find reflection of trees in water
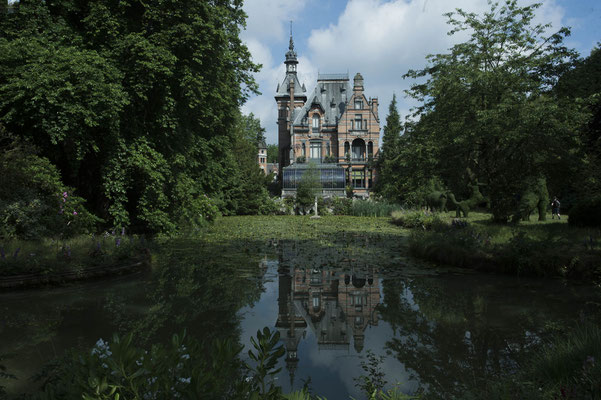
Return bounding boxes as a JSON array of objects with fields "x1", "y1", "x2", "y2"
[
  {"x1": 378, "y1": 277, "x2": 587, "y2": 398},
  {"x1": 127, "y1": 239, "x2": 267, "y2": 345},
  {"x1": 0, "y1": 239, "x2": 268, "y2": 394}
]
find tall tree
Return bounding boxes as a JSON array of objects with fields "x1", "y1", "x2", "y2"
[
  {"x1": 266, "y1": 144, "x2": 279, "y2": 164},
  {"x1": 553, "y1": 45, "x2": 601, "y2": 199},
  {"x1": 403, "y1": 0, "x2": 580, "y2": 221},
  {"x1": 375, "y1": 94, "x2": 403, "y2": 202},
  {"x1": 0, "y1": 0, "x2": 260, "y2": 233}
]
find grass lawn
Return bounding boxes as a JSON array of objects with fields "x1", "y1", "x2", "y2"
[
  {"x1": 200, "y1": 215, "x2": 407, "y2": 242},
  {"x1": 405, "y1": 210, "x2": 601, "y2": 278}
]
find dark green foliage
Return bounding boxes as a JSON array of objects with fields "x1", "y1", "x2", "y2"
[
  {"x1": 245, "y1": 327, "x2": 285, "y2": 399},
  {"x1": 323, "y1": 155, "x2": 337, "y2": 163},
  {"x1": 424, "y1": 191, "x2": 447, "y2": 212},
  {"x1": 351, "y1": 200, "x2": 402, "y2": 217},
  {"x1": 0, "y1": 0, "x2": 260, "y2": 234},
  {"x1": 447, "y1": 184, "x2": 485, "y2": 218},
  {"x1": 391, "y1": 210, "x2": 446, "y2": 230},
  {"x1": 554, "y1": 46, "x2": 601, "y2": 201},
  {"x1": 346, "y1": 185, "x2": 353, "y2": 199},
  {"x1": 375, "y1": 95, "x2": 403, "y2": 202},
  {"x1": 221, "y1": 114, "x2": 277, "y2": 217},
  {"x1": 354, "y1": 350, "x2": 387, "y2": 398},
  {"x1": 569, "y1": 195, "x2": 601, "y2": 227},
  {"x1": 266, "y1": 144, "x2": 279, "y2": 164},
  {"x1": 476, "y1": 323, "x2": 601, "y2": 399},
  {"x1": 0, "y1": 133, "x2": 100, "y2": 239},
  {"x1": 512, "y1": 177, "x2": 549, "y2": 223},
  {"x1": 393, "y1": 1, "x2": 583, "y2": 221},
  {"x1": 30, "y1": 329, "x2": 281, "y2": 400},
  {"x1": 331, "y1": 197, "x2": 352, "y2": 215}
]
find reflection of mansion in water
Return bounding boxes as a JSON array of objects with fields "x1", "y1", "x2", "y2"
[{"x1": 275, "y1": 263, "x2": 380, "y2": 385}]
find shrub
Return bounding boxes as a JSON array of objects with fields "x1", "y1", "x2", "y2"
[
  {"x1": 331, "y1": 197, "x2": 352, "y2": 215},
  {"x1": 391, "y1": 210, "x2": 446, "y2": 230},
  {"x1": 30, "y1": 328, "x2": 291, "y2": 400},
  {"x1": 569, "y1": 195, "x2": 601, "y2": 227},
  {"x1": 0, "y1": 146, "x2": 101, "y2": 239}
]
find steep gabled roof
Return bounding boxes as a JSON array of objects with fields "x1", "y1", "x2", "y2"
[
  {"x1": 275, "y1": 74, "x2": 307, "y2": 98},
  {"x1": 292, "y1": 74, "x2": 350, "y2": 127}
]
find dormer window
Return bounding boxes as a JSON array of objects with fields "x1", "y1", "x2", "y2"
[
  {"x1": 354, "y1": 99, "x2": 363, "y2": 110},
  {"x1": 312, "y1": 114, "x2": 320, "y2": 129}
]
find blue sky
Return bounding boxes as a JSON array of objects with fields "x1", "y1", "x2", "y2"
[{"x1": 240, "y1": 0, "x2": 600, "y2": 144}]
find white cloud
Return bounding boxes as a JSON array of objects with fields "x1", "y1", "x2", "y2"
[{"x1": 242, "y1": 0, "x2": 309, "y2": 42}]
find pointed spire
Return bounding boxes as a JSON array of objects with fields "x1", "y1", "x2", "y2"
[
  {"x1": 285, "y1": 20, "x2": 297, "y2": 64},
  {"x1": 289, "y1": 20, "x2": 294, "y2": 51}
]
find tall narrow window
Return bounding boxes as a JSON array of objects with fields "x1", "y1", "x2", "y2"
[
  {"x1": 355, "y1": 114, "x2": 362, "y2": 130},
  {"x1": 312, "y1": 114, "x2": 320, "y2": 129},
  {"x1": 310, "y1": 142, "x2": 322, "y2": 161}
]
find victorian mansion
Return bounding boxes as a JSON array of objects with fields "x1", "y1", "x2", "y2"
[{"x1": 276, "y1": 35, "x2": 380, "y2": 198}]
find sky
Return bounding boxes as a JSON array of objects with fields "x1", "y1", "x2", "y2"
[{"x1": 240, "y1": 0, "x2": 601, "y2": 144}]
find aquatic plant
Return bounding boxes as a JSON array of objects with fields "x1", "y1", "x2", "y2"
[
  {"x1": 351, "y1": 200, "x2": 402, "y2": 217},
  {"x1": 245, "y1": 327, "x2": 285, "y2": 399}
]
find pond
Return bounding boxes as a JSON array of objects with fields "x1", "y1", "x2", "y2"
[{"x1": 1, "y1": 238, "x2": 598, "y2": 399}]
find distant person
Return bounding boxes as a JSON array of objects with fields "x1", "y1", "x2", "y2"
[{"x1": 551, "y1": 196, "x2": 561, "y2": 219}]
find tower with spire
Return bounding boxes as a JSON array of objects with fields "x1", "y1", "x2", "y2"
[{"x1": 275, "y1": 27, "x2": 307, "y2": 176}]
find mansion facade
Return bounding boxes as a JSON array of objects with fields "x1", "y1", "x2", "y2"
[{"x1": 276, "y1": 36, "x2": 380, "y2": 197}]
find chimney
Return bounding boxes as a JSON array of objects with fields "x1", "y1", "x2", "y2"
[{"x1": 371, "y1": 97, "x2": 378, "y2": 120}]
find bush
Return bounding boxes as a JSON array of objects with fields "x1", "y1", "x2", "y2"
[
  {"x1": 391, "y1": 210, "x2": 446, "y2": 230},
  {"x1": 569, "y1": 195, "x2": 601, "y2": 227},
  {"x1": 31, "y1": 327, "x2": 291, "y2": 400},
  {"x1": 331, "y1": 197, "x2": 352, "y2": 215},
  {"x1": 0, "y1": 145, "x2": 101, "y2": 239}
]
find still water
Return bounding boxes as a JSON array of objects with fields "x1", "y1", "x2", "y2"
[{"x1": 0, "y1": 239, "x2": 598, "y2": 398}]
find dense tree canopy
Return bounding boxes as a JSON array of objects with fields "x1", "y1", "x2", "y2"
[
  {"x1": 266, "y1": 144, "x2": 278, "y2": 164},
  {"x1": 0, "y1": 0, "x2": 267, "y2": 235},
  {"x1": 380, "y1": 0, "x2": 595, "y2": 221}
]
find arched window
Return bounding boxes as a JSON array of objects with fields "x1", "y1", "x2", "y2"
[
  {"x1": 352, "y1": 138, "x2": 366, "y2": 161},
  {"x1": 302, "y1": 142, "x2": 306, "y2": 157},
  {"x1": 344, "y1": 142, "x2": 350, "y2": 158}
]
